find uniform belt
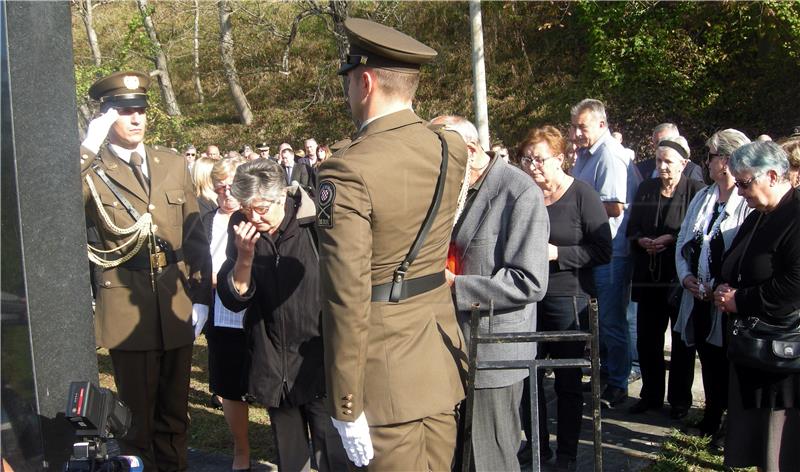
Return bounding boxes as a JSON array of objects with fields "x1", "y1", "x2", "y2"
[
  {"x1": 117, "y1": 248, "x2": 184, "y2": 270},
  {"x1": 371, "y1": 271, "x2": 445, "y2": 302}
]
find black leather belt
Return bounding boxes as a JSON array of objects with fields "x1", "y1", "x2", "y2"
[
  {"x1": 371, "y1": 271, "x2": 445, "y2": 302},
  {"x1": 117, "y1": 248, "x2": 184, "y2": 271}
]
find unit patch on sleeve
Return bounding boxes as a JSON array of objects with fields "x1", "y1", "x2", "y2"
[{"x1": 317, "y1": 180, "x2": 336, "y2": 228}]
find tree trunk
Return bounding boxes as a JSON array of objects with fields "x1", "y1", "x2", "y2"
[
  {"x1": 136, "y1": 0, "x2": 181, "y2": 116},
  {"x1": 192, "y1": 0, "x2": 204, "y2": 103},
  {"x1": 328, "y1": 0, "x2": 349, "y2": 63},
  {"x1": 81, "y1": 0, "x2": 102, "y2": 66},
  {"x1": 218, "y1": 0, "x2": 253, "y2": 125}
]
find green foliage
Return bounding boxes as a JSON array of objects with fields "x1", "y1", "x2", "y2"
[{"x1": 72, "y1": 1, "x2": 800, "y2": 159}]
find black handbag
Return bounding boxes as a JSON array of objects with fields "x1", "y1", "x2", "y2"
[
  {"x1": 729, "y1": 314, "x2": 800, "y2": 373},
  {"x1": 726, "y1": 212, "x2": 800, "y2": 373}
]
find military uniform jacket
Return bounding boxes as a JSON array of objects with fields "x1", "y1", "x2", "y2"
[
  {"x1": 317, "y1": 109, "x2": 469, "y2": 426},
  {"x1": 80, "y1": 144, "x2": 211, "y2": 351}
]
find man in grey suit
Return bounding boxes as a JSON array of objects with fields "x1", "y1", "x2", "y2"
[{"x1": 433, "y1": 116, "x2": 550, "y2": 471}]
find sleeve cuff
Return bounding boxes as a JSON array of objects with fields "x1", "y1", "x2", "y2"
[{"x1": 227, "y1": 271, "x2": 255, "y2": 301}]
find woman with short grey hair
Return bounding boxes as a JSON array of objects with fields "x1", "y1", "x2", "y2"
[
  {"x1": 674, "y1": 129, "x2": 751, "y2": 442},
  {"x1": 216, "y1": 159, "x2": 347, "y2": 471},
  {"x1": 714, "y1": 141, "x2": 800, "y2": 470}
]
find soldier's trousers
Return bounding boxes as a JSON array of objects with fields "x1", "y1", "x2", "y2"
[
  {"x1": 110, "y1": 344, "x2": 193, "y2": 471},
  {"x1": 348, "y1": 408, "x2": 458, "y2": 471}
]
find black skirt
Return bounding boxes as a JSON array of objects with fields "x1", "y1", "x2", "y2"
[{"x1": 207, "y1": 325, "x2": 249, "y2": 401}]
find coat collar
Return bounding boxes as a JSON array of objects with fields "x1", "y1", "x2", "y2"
[
  {"x1": 350, "y1": 109, "x2": 422, "y2": 145},
  {"x1": 453, "y1": 158, "x2": 508, "y2": 256}
]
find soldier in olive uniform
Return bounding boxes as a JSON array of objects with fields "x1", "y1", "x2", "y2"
[
  {"x1": 317, "y1": 18, "x2": 469, "y2": 470},
  {"x1": 80, "y1": 71, "x2": 211, "y2": 471}
]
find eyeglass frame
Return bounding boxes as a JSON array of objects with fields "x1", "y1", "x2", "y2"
[
  {"x1": 733, "y1": 173, "x2": 762, "y2": 189},
  {"x1": 239, "y1": 191, "x2": 288, "y2": 216},
  {"x1": 520, "y1": 155, "x2": 555, "y2": 167}
]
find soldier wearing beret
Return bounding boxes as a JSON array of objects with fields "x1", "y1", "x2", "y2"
[
  {"x1": 317, "y1": 18, "x2": 469, "y2": 469},
  {"x1": 80, "y1": 71, "x2": 211, "y2": 470}
]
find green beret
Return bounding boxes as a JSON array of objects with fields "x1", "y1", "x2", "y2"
[
  {"x1": 88, "y1": 71, "x2": 150, "y2": 109},
  {"x1": 338, "y1": 18, "x2": 437, "y2": 76}
]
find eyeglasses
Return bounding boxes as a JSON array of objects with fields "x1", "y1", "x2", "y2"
[
  {"x1": 520, "y1": 155, "x2": 553, "y2": 167},
  {"x1": 734, "y1": 175, "x2": 761, "y2": 189},
  {"x1": 705, "y1": 151, "x2": 727, "y2": 162},
  {"x1": 241, "y1": 198, "x2": 284, "y2": 216},
  {"x1": 185, "y1": 152, "x2": 196, "y2": 157}
]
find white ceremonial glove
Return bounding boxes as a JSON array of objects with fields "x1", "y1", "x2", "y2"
[
  {"x1": 81, "y1": 108, "x2": 119, "y2": 154},
  {"x1": 191, "y1": 304, "x2": 209, "y2": 338},
  {"x1": 331, "y1": 412, "x2": 374, "y2": 467}
]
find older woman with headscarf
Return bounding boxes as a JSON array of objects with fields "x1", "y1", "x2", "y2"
[
  {"x1": 626, "y1": 136, "x2": 704, "y2": 419},
  {"x1": 714, "y1": 141, "x2": 800, "y2": 471},
  {"x1": 673, "y1": 129, "x2": 752, "y2": 440},
  {"x1": 216, "y1": 159, "x2": 346, "y2": 471}
]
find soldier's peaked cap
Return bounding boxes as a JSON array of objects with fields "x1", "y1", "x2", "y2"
[
  {"x1": 337, "y1": 18, "x2": 437, "y2": 76},
  {"x1": 88, "y1": 71, "x2": 150, "y2": 109}
]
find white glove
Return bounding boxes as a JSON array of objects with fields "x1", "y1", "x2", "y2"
[
  {"x1": 331, "y1": 412, "x2": 374, "y2": 467},
  {"x1": 191, "y1": 303, "x2": 209, "y2": 338},
  {"x1": 81, "y1": 108, "x2": 119, "y2": 154}
]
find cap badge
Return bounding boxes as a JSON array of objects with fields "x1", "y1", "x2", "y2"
[{"x1": 123, "y1": 75, "x2": 140, "y2": 90}]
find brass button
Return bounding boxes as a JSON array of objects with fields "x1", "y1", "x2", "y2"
[
  {"x1": 112, "y1": 202, "x2": 118, "y2": 207},
  {"x1": 154, "y1": 157, "x2": 160, "y2": 164},
  {"x1": 82, "y1": 154, "x2": 88, "y2": 159},
  {"x1": 103, "y1": 281, "x2": 111, "y2": 287},
  {"x1": 154, "y1": 145, "x2": 159, "y2": 150},
  {"x1": 344, "y1": 409, "x2": 352, "y2": 415},
  {"x1": 152, "y1": 225, "x2": 158, "y2": 232},
  {"x1": 343, "y1": 394, "x2": 353, "y2": 401},
  {"x1": 148, "y1": 204, "x2": 156, "y2": 210},
  {"x1": 344, "y1": 402, "x2": 353, "y2": 408}
]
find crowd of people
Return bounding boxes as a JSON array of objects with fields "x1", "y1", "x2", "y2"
[{"x1": 79, "y1": 17, "x2": 799, "y2": 472}]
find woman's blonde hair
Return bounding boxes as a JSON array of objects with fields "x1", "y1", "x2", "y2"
[{"x1": 191, "y1": 157, "x2": 217, "y2": 202}]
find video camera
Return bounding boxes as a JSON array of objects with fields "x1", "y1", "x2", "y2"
[{"x1": 63, "y1": 381, "x2": 142, "y2": 472}]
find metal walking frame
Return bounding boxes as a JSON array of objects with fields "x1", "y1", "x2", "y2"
[{"x1": 461, "y1": 300, "x2": 602, "y2": 472}]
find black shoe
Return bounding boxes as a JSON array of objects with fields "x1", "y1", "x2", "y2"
[
  {"x1": 600, "y1": 386, "x2": 628, "y2": 408},
  {"x1": 669, "y1": 405, "x2": 690, "y2": 419},
  {"x1": 210, "y1": 394, "x2": 224, "y2": 410},
  {"x1": 628, "y1": 399, "x2": 662, "y2": 414}
]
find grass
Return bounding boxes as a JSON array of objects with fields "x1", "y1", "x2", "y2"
[
  {"x1": 644, "y1": 429, "x2": 755, "y2": 472},
  {"x1": 96, "y1": 336, "x2": 278, "y2": 465}
]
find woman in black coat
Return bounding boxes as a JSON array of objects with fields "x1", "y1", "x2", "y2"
[
  {"x1": 216, "y1": 159, "x2": 346, "y2": 472},
  {"x1": 714, "y1": 141, "x2": 800, "y2": 470},
  {"x1": 627, "y1": 136, "x2": 704, "y2": 418}
]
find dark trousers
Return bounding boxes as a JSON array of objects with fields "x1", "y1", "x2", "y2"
[
  {"x1": 268, "y1": 397, "x2": 347, "y2": 472},
  {"x1": 110, "y1": 344, "x2": 193, "y2": 472},
  {"x1": 636, "y1": 291, "x2": 695, "y2": 408},
  {"x1": 523, "y1": 295, "x2": 586, "y2": 460},
  {"x1": 691, "y1": 300, "x2": 729, "y2": 432}
]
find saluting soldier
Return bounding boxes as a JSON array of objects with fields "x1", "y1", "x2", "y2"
[
  {"x1": 317, "y1": 18, "x2": 469, "y2": 470},
  {"x1": 79, "y1": 71, "x2": 211, "y2": 471}
]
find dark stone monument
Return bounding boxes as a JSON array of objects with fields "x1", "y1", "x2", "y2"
[{"x1": 2, "y1": 1, "x2": 99, "y2": 469}]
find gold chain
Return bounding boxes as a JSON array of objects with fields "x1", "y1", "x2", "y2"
[{"x1": 85, "y1": 173, "x2": 153, "y2": 269}]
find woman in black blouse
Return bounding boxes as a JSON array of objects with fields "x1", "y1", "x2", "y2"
[
  {"x1": 714, "y1": 141, "x2": 800, "y2": 470},
  {"x1": 627, "y1": 136, "x2": 704, "y2": 418},
  {"x1": 519, "y1": 126, "x2": 612, "y2": 468}
]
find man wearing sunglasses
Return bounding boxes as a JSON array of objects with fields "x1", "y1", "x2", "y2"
[
  {"x1": 316, "y1": 18, "x2": 469, "y2": 470},
  {"x1": 79, "y1": 71, "x2": 211, "y2": 470}
]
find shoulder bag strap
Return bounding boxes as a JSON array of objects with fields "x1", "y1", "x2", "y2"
[
  {"x1": 388, "y1": 131, "x2": 450, "y2": 302},
  {"x1": 91, "y1": 163, "x2": 143, "y2": 221}
]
